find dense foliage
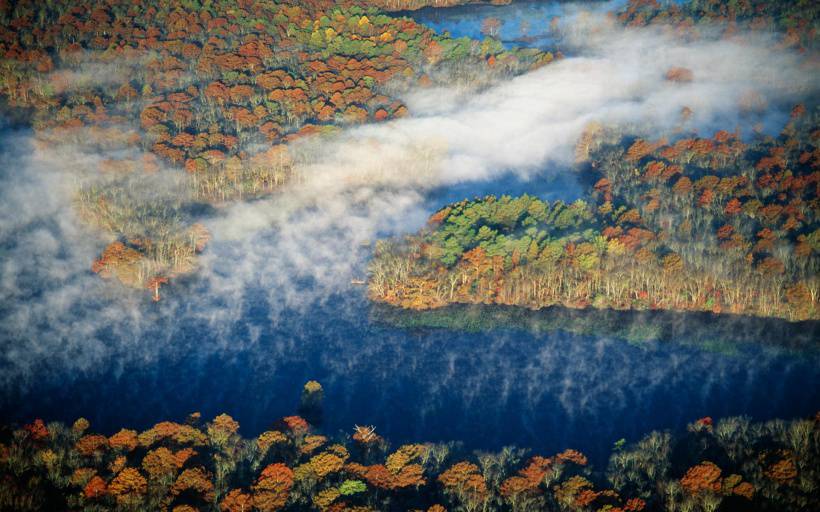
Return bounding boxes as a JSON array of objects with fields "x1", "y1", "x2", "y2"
[
  {"x1": 1, "y1": 382, "x2": 817, "y2": 511},
  {"x1": 0, "y1": 0, "x2": 553, "y2": 297},
  {"x1": 1, "y1": 0, "x2": 551, "y2": 155},
  {"x1": 617, "y1": 0, "x2": 819, "y2": 51},
  {"x1": 369, "y1": 108, "x2": 820, "y2": 320}
]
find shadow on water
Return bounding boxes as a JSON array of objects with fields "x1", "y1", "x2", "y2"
[
  {"x1": 424, "y1": 166, "x2": 583, "y2": 211},
  {"x1": 1, "y1": 1, "x2": 819, "y2": 469},
  {"x1": 2, "y1": 283, "x2": 818, "y2": 466},
  {"x1": 371, "y1": 302, "x2": 820, "y2": 355}
]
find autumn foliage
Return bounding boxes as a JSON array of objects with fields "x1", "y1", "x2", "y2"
[
  {"x1": 0, "y1": 387, "x2": 817, "y2": 512},
  {"x1": 0, "y1": 0, "x2": 555, "y2": 300},
  {"x1": 680, "y1": 461, "x2": 722, "y2": 494},
  {"x1": 370, "y1": 108, "x2": 819, "y2": 321}
]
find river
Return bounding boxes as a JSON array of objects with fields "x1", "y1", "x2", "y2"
[{"x1": 0, "y1": 0, "x2": 818, "y2": 468}]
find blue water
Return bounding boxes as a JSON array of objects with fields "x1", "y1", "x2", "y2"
[
  {"x1": 404, "y1": 0, "x2": 619, "y2": 50},
  {"x1": 1, "y1": 285, "x2": 818, "y2": 465},
  {"x1": 1, "y1": 0, "x2": 819, "y2": 469},
  {"x1": 425, "y1": 166, "x2": 582, "y2": 209},
  {"x1": 406, "y1": 1, "x2": 566, "y2": 49}
]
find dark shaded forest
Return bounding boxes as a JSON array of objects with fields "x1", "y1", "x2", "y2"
[{"x1": 1, "y1": 382, "x2": 817, "y2": 512}]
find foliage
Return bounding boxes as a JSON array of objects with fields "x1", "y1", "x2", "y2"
[
  {"x1": 369, "y1": 107, "x2": 820, "y2": 321},
  {"x1": 617, "y1": 0, "x2": 819, "y2": 51},
  {"x1": 0, "y1": 0, "x2": 554, "y2": 299},
  {"x1": 1, "y1": 384, "x2": 817, "y2": 511}
]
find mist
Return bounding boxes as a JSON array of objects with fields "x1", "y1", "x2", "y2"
[
  {"x1": 203, "y1": 12, "x2": 816, "y2": 307},
  {"x1": 0, "y1": 4, "x2": 818, "y2": 435}
]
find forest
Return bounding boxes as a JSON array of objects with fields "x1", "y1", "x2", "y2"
[
  {"x1": 0, "y1": 0, "x2": 819, "y2": 510},
  {"x1": 370, "y1": 302, "x2": 820, "y2": 352},
  {"x1": 368, "y1": 103, "x2": 819, "y2": 321},
  {"x1": 0, "y1": 382, "x2": 817, "y2": 512},
  {"x1": 0, "y1": 0, "x2": 554, "y2": 298},
  {"x1": 618, "y1": 0, "x2": 818, "y2": 51},
  {"x1": 2, "y1": 0, "x2": 816, "y2": 317},
  {"x1": 364, "y1": 0, "x2": 820, "y2": 321}
]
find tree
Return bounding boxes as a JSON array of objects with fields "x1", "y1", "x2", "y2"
[
  {"x1": 207, "y1": 414, "x2": 240, "y2": 447},
  {"x1": 481, "y1": 17, "x2": 502, "y2": 38},
  {"x1": 170, "y1": 467, "x2": 215, "y2": 503},
  {"x1": 143, "y1": 447, "x2": 180, "y2": 481},
  {"x1": 438, "y1": 462, "x2": 487, "y2": 508},
  {"x1": 724, "y1": 198, "x2": 742, "y2": 215},
  {"x1": 221, "y1": 489, "x2": 253, "y2": 512},
  {"x1": 83, "y1": 476, "x2": 107, "y2": 499},
  {"x1": 204, "y1": 81, "x2": 230, "y2": 104},
  {"x1": 24, "y1": 419, "x2": 49, "y2": 441},
  {"x1": 785, "y1": 281, "x2": 813, "y2": 320},
  {"x1": 109, "y1": 429, "x2": 139, "y2": 452},
  {"x1": 672, "y1": 176, "x2": 692, "y2": 195},
  {"x1": 75, "y1": 435, "x2": 109, "y2": 457},
  {"x1": 253, "y1": 464, "x2": 293, "y2": 512},
  {"x1": 626, "y1": 139, "x2": 657, "y2": 161},
  {"x1": 108, "y1": 468, "x2": 148, "y2": 507},
  {"x1": 298, "y1": 381, "x2": 324, "y2": 425}
]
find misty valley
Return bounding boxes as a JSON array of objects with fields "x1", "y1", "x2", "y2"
[{"x1": 0, "y1": 1, "x2": 818, "y2": 511}]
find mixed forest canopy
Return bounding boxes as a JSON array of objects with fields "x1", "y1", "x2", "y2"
[
  {"x1": 363, "y1": 0, "x2": 820, "y2": 322},
  {"x1": 368, "y1": 106, "x2": 820, "y2": 320},
  {"x1": 1, "y1": 382, "x2": 817, "y2": 512},
  {"x1": 618, "y1": 0, "x2": 818, "y2": 51},
  {"x1": 0, "y1": 0, "x2": 819, "y2": 510},
  {"x1": 0, "y1": 0, "x2": 554, "y2": 298},
  {"x1": 0, "y1": 0, "x2": 816, "y2": 317}
]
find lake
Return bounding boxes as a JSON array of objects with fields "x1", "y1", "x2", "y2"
[
  {"x1": 0, "y1": 0, "x2": 818, "y2": 469},
  {"x1": 1, "y1": 281, "x2": 818, "y2": 466}
]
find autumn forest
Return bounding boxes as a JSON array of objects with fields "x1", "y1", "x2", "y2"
[{"x1": 0, "y1": 0, "x2": 819, "y2": 511}]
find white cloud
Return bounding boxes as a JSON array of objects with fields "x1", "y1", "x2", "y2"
[{"x1": 0, "y1": 9, "x2": 816, "y2": 389}]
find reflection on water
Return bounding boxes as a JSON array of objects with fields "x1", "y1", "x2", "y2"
[
  {"x1": 2, "y1": 288, "x2": 818, "y2": 466},
  {"x1": 404, "y1": 0, "x2": 618, "y2": 50},
  {"x1": 406, "y1": 1, "x2": 568, "y2": 49},
  {"x1": 1, "y1": 0, "x2": 818, "y2": 471}
]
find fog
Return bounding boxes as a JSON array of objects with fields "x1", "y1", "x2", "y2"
[
  {"x1": 203, "y1": 13, "x2": 816, "y2": 307},
  {"x1": 0, "y1": 5, "x2": 818, "y2": 441}
]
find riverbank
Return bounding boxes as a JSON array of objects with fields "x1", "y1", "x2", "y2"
[{"x1": 2, "y1": 382, "x2": 816, "y2": 511}]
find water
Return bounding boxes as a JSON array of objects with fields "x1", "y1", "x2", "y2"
[
  {"x1": 404, "y1": 1, "x2": 572, "y2": 50},
  {"x1": 1, "y1": 0, "x2": 819, "y2": 469},
  {"x1": 1, "y1": 285, "x2": 818, "y2": 466},
  {"x1": 403, "y1": 0, "x2": 620, "y2": 50}
]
